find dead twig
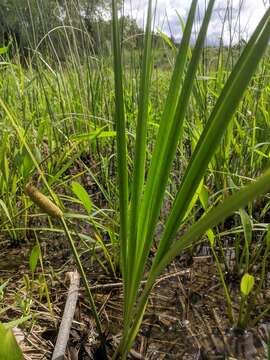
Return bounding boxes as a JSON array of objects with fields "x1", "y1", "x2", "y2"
[{"x1": 52, "y1": 271, "x2": 80, "y2": 360}]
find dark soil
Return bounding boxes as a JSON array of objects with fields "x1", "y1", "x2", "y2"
[{"x1": 1, "y1": 230, "x2": 270, "y2": 359}]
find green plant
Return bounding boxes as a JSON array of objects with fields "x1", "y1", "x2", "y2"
[
  {"x1": 111, "y1": 0, "x2": 270, "y2": 357},
  {"x1": 0, "y1": 323, "x2": 23, "y2": 360},
  {"x1": 238, "y1": 273, "x2": 255, "y2": 329},
  {"x1": 0, "y1": 317, "x2": 32, "y2": 360},
  {"x1": 24, "y1": 184, "x2": 105, "y2": 346},
  {"x1": 28, "y1": 232, "x2": 53, "y2": 314}
]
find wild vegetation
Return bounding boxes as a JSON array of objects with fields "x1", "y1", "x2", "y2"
[{"x1": 0, "y1": 0, "x2": 270, "y2": 359}]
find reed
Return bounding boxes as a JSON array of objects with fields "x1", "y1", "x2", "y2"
[{"x1": 111, "y1": 0, "x2": 270, "y2": 356}]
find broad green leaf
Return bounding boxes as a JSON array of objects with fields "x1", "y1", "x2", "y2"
[
  {"x1": 71, "y1": 181, "x2": 92, "y2": 214},
  {"x1": 14, "y1": 149, "x2": 34, "y2": 178},
  {"x1": 29, "y1": 244, "x2": 41, "y2": 275},
  {"x1": 97, "y1": 131, "x2": 116, "y2": 138},
  {"x1": 0, "y1": 43, "x2": 10, "y2": 55},
  {"x1": 71, "y1": 129, "x2": 116, "y2": 142},
  {"x1": 240, "y1": 273, "x2": 255, "y2": 296},
  {"x1": 0, "y1": 323, "x2": 23, "y2": 360}
]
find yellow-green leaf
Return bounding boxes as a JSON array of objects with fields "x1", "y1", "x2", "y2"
[
  {"x1": 266, "y1": 226, "x2": 270, "y2": 247},
  {"x1": 71, "y1": 181, "x2": 92, "y2": 214},
  {"x1": 0, "y1": 323, "x2": 24, "y2": 360},
  {"x1": 240, "y1": 273, "x2": 255, "y2": 296},
  {"x1": 29, "y1": 244, "x2": 41, "y2": 275},
  {"x1": 206, "y1": 229, "x2": 215, "y2": 247}
]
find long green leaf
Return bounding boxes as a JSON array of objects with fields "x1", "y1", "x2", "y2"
[
  {"x1": 112, "y1": 0, "x2": 129, "y2": 281},
  {"x1": 126, "y1": 0, "x2": 214, "y2": 328},
  {"x1": 124, "y1": 168, "x2": 270, "y2": 355},
  {"x1": 116, "y1": 0, "x2": 198, "y2": 353},
  {"x1": 155, "y1": 6, "x2": 270, "y2": 263},
  {"x1": 137, "y1": 0, "x2": 214, "y2": 266},
  {"x1": 126, "y1": 0, "x2": 153, "y2": 328}
]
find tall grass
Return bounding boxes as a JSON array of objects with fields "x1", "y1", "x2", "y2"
[
  {"x1": 112, "y1": 0, "x2": 270, "y2": 357},
  {"x1": 0, "y1": 0, "x2": 269, "y2": 358}
]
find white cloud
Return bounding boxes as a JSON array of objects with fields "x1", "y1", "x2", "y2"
[{"x1": 123, "y1": 0, "x2": 268, "y2": 45}]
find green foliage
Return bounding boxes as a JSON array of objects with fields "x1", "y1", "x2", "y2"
[
  {"x1": 0, "y1": 41, "x2": 11, "y2": 54},
  {"x1": 241, "y1": 273, "x2": 255, "y2": 296},
  {"x1": 29, "y1": 244, "x2": 40, "y2": 276},
  {"x1": 71, "y1": 181, "x2": 92, "y2": 214},
  {"x1": 0, "y1": 0, "x2": 269, "y2": 357},
  {"x1": 239, "y1": 208, "x2": 253, "y2": 272},
  {"x1": 238, "y1": 273, "x2": 255, "y2": 329},
  {"x1": 0, "y1": 0, "x2": 139, "y2": 59},
  {"x1": 0, "y1": 323, "x2": 23, "y2": 360},
  {"x1": 112, "y1": 0, "x2": 270, "y2": 356}
]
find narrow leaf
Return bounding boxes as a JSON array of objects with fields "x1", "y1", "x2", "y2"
[
  {"x1": 240, "y1": 209, "x2": 252, "y2": 246},
  {"x1": 125, "y1": 168, "x2": 270, "y2": 353},
  {"x1": 156, "y1": 7, "x2": 270, "y2": 260}
]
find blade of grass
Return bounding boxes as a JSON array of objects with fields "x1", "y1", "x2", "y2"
[
  {"x1": 125, "y1": 0, "x2": 153, "y2": 329},
  {"x1": 124, "y1": 1, "x2": 214, "y2": 335},
  {"x1": 154, "y1": 6, "x2": 270, "y2": 264},
  {"x1": 116, "y1": 0, "x2": 210, "y2": 354},
  {"x1": 123, "y1": 167, "x2": 270, "y2": 355},
  {"x1": 137, "y1": 0, "x2": 214, "y2": 268},
  {"x1": 112, "y1": 0, "x2": 129, "y2": 286},
  {"x1": 0, "y1": 97, "x2": 59, "y2": 205},
  {"x1": 118, "y1": 5, "x2": 270, "y2": 355}
]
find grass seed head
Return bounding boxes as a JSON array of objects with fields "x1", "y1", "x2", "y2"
[{"x1": 25, "y1": 184, "x2": 63, "y2": 219}]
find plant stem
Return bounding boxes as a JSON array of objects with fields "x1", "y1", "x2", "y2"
[{"x1": 211, "y1": 246, "x2": 234, "y2": 323}]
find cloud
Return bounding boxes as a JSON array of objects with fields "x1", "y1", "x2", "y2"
[{"x1": 123, "y1": 0, "x2": 268, "y2": 45}]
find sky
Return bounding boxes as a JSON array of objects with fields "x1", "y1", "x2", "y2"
[{"x1": 123, "y1": 0, "x2": 269, "y2": 45}]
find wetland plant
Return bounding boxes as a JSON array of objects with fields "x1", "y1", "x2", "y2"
[{"x1": 111, "y1": 0, "x2": 270, "y2": 357}]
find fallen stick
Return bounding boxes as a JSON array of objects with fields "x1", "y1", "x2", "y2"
[{"x1": 52, "y1": 271, "x2": 80, "y2": 360}]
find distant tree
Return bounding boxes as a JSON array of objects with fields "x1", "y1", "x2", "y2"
[
  {"x1": 0, "y1": 0, "x2": 113, "y2": 58},
  {"x1": 0, "y1": 0, "x2": 146, "y2": 62},
  {"x1": 120, "y1": 15, "x2": 143, "y2": 49},
  {"x1": 0, "y1": 1, "x2": 59, "y2": 46}
]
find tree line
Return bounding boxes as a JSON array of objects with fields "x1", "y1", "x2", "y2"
[{"x1": 0, "y1": 0, "x2": 142, "y2": 61}]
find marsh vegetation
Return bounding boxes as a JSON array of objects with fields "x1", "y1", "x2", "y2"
[{"x1": 0, "y1": 0, "x2": 270, "y2": 358}]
